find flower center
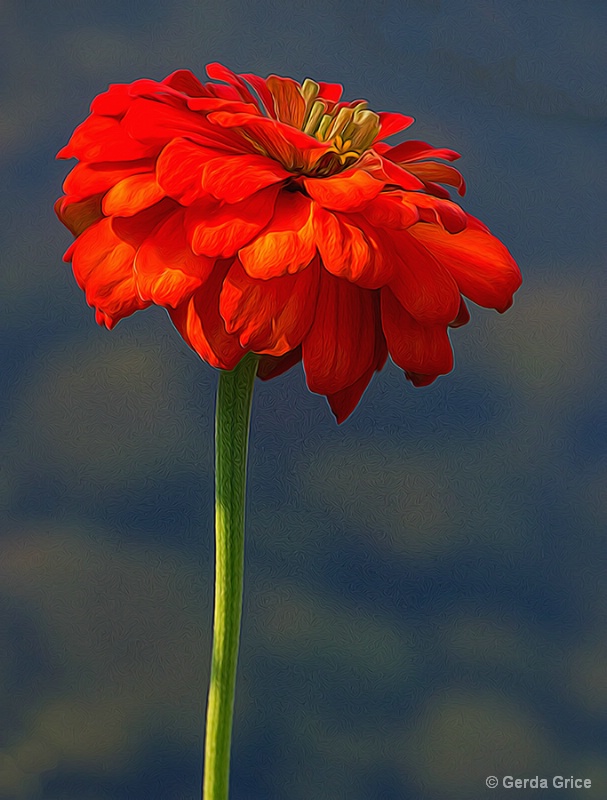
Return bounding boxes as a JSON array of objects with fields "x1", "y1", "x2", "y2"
[{"x1": 299, "y1": 79, "x2": 380, "y2": 177}]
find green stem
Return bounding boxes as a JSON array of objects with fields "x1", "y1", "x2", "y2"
[{"x1": 203, "y1": 353, "x2": 258, "y2": 800}]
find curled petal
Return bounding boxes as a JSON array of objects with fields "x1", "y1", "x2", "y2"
[
  {"x1": 405, "y1": 161, "x2": 466, "y2": 196},
  {"x1": 361, "y1": 193, "x2": 420, "y2": 230},
  {"x1": 381, "y1": 289, "x2": 454, "y2": 379},
  {"x1": 67, "y1": 217, "x2": 148, "y2": 328},
  {"x1": 376, "y1": 157, "x2": 425, "y2": 191},
  {"x1": 266, "y1": 75, "x2": 307, "y2": 128},
  {"x1": 185, "y1": 186, "x2": 279, "y2": 257},
  {"x1": 102, "y1": 172, "x2": 165, "y2": 216},
  {"x1": 220, "y1": 257, "x2": 319, "y2": 355},
  {"x1": 408, "y1": 217, "x2": 522, "y2": 312},
  {"x1": 383, "y1": 140, "x2": 461, "y2": 163},
  {"x1": 168, "y1": 261, "x2": 245, "y2": 370},
  {"x1": 134, "y1": 211, "x2": 214, "y2": 307},
  {"x1": 239, "y1": 191, "x2": 316, "y2": 278},
  {"x1": 206, "y1": 62, "x2": 261, "y2": 106},
  {"x1": 449, "y1": 298, "x2": 470, "y2": 328},
  {"x1": 302, "y1": 271, "x2": 377, "y2": 394},
  {"x1": 304, "y1": 168, "x2": 385, "y2": 212},
  {"x1": 407, "y1": 193, "x2": 467, "y2": 234},
  {"x1": 55, "y1": 195, "x2": 103, "y2": 237}
]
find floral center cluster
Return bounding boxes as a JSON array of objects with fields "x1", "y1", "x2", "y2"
[{"x1": 298, "y1": 79, "x2": 380, "y2": 176}]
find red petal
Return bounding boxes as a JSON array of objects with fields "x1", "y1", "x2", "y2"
[
  {"x1": 304, "y1": 168, "x2": 385, "y2": 212},
  {"x1": 200, "y1": 154, "x2": 290, "y2": 203},
  {"x1": 134, "y1": 211, "x2": 214, "y2": 307},
  {"x1": 220, "y1": 257, "x2": 319, "y2": 355},
  {"x1": 375, "y1": 158, "x2": 425, "y2": 191},
  {"x1": 58, "y1": 115, "x2": 156, "y2": 161},
  {"x1": 266, "y1": 75, "x2": 306, "y2": 129},
  {"x1": 239, "y1": 191, "x2": 316, "y2": 279},
  {"x1": 377, "y1": 111, "x2": 415, "y2": 139},
  {"x1": 68, "y1": 217, "x2": 148, "y2": 327},
  {"x1": 63, "y1": 158, "x2": 155, "y2": 200},
  {"x1": 326, "y1": 295, "x2": 388, "y2": 422},
  {"x1": 239, "y1": 73, "x2": 276, "y2": 117},
  {"x1": 168, "y1": 260, "x2": 245, "y2": 370},
  {"x1": 405, "y1": 161, "x2": 466, "y2": 196},
  {"x1": 185, "y1": 186, "x2": 279, "y2": 258},
  {"x1": 361, "y1": 192, "x2": 420, "y2": 230},
  {"x1": 409, "y1": 217, "x2": 522, "y2": 312},
  {"x1": 257, "y1": 347, "x2": 302, "y2": 380},
  {"x1": 317, "y1": 81, "x2": 343, "y2": 105},
  {"x1": 381, "y1": 288, "x2": 454, "y2": 377},
  {"x1": 302, "y1": 271, "x2": 377, "y2": 394},
  {"x1": 384, "y1": 140, "x2": 461, "y2": 163},
  {"x1": 385, "y1": 230, "x2": 461, "y2": 324},
  {"x1": 102, "y1": 172, "x2": 165, "y2": 216},
  {"x1": 449, "y1": 298, "x2": 470, "y2": 328},
  {"x1": 205, "y1": 62, "x2": 260, "y2": 106},
  {"x1": 162, "y1": 69, "x2": 207, "y2": 97},
  {"x1": 407, "y1": 193, "x2": 467, "y2": 234}
]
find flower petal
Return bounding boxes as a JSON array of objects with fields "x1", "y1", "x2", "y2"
[
  {"x1": 381, "y1": 288, "x2": 454, "y2": 379},
  {"x1": 377, "y1": 111, "x2": 415, "y2": 139},
  {"x1": 134, "y1": 211, "x2": 214, "y2": 307},
  {"x1": 162, "y1": 69, "x2": 208, "y2": 97},
  {"x1": 257, "y1": 347, "x2": 302, "y2": 380},
  {"x1": 405, "y1": 161, "x2": 466, "y2": 196},
  {"x1": 55, "y1": 195, "x2": 103, "y2": 237},
  {"x1": 239, "y1": 191, "x2": 317, "y2": 279},
  {"x1": 63, "y1": 158, "x2": 156, "y2": 200},
  {"x1": 67, "y1": 217, "x2": 148, "y2": 328},
  {"x1": 200, "y1": 154, "x2": 290, "y2": 202},
  {"x1": 302, "y1": 270, "x2": 377, "y2": 394},
  {"x1": 168, "y1": 260, "x2": 245, "y2": 370},
  {"x1": 326, "y1": 295, "x2": 388, "y2": 422},
  {"x1": 383, "y1": 140, "x2": 461, "y2": 163},
  {"x1": 376, "y1": 157, "x2": 425, "y2": 191},
  {"x1": 58, "y1": 115, "x2": 156, "y2": 161},
  {"x1": 220, "y1": 257, "x2": 319, "y2": 355},
  {"x1": 304, "y1": 168, "x2": 385, "y2": 212},
  {"x1": 102, "y1": 172, "x2": 165, "y2": 216},
  {"x1": 185, "y1": 186, "x2": 279, "y2": 258},
  {"x1": 408, "y1": 217, "x2": 522, "y2": 312},
  {"x1": 266, "y1": 75, "x2": 307, "y2": 129},
  {"x1": 385, "y1": 230, "x2": 461, "y2": 324}
]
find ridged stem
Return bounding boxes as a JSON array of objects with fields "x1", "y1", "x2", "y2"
[{"x1": 203, "y1": 353, "x2": 258, "y2": 800}]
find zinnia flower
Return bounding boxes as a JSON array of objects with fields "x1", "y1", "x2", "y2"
[{"x1": 55, "y1": 63, "x2": 521, "y2": 422}]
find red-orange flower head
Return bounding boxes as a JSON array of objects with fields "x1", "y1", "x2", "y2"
[{"x1": 56, "y1": 63, "x2": 522, "y2": 422}]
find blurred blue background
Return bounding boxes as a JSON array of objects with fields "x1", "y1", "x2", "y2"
[{"x1": 1, "y1": 1, "x2": 606, "y2": 798}]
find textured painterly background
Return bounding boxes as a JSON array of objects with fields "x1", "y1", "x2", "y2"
[{"x1": 1, "y1": 1, "x2": 606, "y2": 798}]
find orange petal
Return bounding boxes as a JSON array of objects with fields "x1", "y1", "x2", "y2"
[
  {"x1": 304, "y1": 168, "x2": 385, "y2": 212},
  {"x1": 156, "y1": 138, "x2": 212, "y2": 205},
  {"x1": 361, "y1": 193, "x2": 420, "y2": 230},
  {"x1": 219, "y1": 257, "x2": 319, "y2": 355},
  {"x1": 102, "y1": 172, "x2": 165, "y2": 216},
  {"x1": 381, "y1": 288, "x2": 454, "y2": 378},
  {"x1": 67, "y1": 217, "x2": 148, "y2": 328},
  {"x1": 186, "y1": 186, "x2": 279, "y2": 258},
  {"x1": 385, "y1": 230, "x2": 461, "y2": 324},
  {"x1": 377, "y1": 157, "x2": 425, "y2": 191},
  {"x1": 168, "y1": 260, "x2": 245, "y2": 370},
  {"x1": 302, "y1": 270, "x2": 377, "y2": 394},
  {"x1": 266, "y1": 75, "x2": 307, "y2": 128},
  {"x1": 408, "y1": 218, "x2": 522, "y2": 312},
  {"x1": 134, "y1": 211, "x2": 214, "y2": 307},
  {"x1": 200, "y1": 154, "x2": 290, "y2": 202},
  {"x1": 239, "y1": 191, "x2": 317, "y2": 279}
]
